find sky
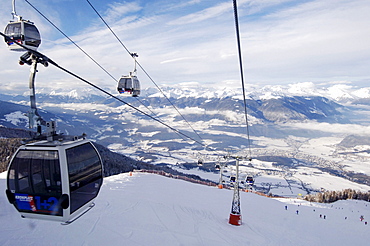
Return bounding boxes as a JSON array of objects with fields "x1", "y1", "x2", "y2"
[{"x1": 0, "y1": 0, "x2": 370, "y2": 94}]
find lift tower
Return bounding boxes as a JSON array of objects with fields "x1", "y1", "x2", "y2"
[{"x1": 225, "y1": 155, "x2": 245, "y2": 226}]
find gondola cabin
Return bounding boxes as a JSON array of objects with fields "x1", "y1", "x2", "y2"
[
  {"x1": 246, "y1": 176, "x2": 254, "y2": 185},
  {"x1": 4, "y1": 19, "x2": 41, "y2": 52},
  {"x1": 5, "y1": 138, "x2": 103, "y2": 223},
  {"x1": 117, "y1": 74, "x2": 140, "y2": 97}
]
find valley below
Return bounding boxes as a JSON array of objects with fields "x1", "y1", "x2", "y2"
[{"x1": 2, "y1": 83, "x2": 370, "y2": 197}]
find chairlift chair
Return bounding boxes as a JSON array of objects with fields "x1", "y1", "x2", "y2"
[{"x1": 6, "y1": 138, "x2": 103, "y2": 223}]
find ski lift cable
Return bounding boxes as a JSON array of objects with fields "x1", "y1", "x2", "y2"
[
  {"x1": 24, "y1": 0, "x2": 203, "y2": 145},
  {"x1": 22, "y1": 0, "x2": 162, "y2": 123},
  {"x1": 23, "y1": 0, "x2": 116, "y2": 83},
  {"x1": 232, "y1": 0, "x2": 252, "y2": 160},
  {"x1": 52, "y1": 63, "x2": 206, "y2": 149},
  {"x1": 0, "y1": 31, "x2": 207, "y2": 151},
  {"x1": 85, "y1": 0, "x2": 204, "y2": 144}
]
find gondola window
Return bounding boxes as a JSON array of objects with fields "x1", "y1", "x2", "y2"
[{"x1": 66, "y1": 143, "x2": 102, "y2": 213}]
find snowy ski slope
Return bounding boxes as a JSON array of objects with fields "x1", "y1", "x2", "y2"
[{"x1": 0, "y1": 171, "x2": 369, "y2": 245}]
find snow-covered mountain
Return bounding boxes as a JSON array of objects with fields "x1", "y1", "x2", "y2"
[
  {"x1": 142, "y1": 82, "x2": 370, "y2": 102},
  {"x1": 0, "y1": 171, "x2": 369, "y2": 245},
  {"x1": 6, "y1": 81, "x2": 370, "y2": 102},
  {"x1": 1, "y1": 82, "x2": 370, "y2": 196}
]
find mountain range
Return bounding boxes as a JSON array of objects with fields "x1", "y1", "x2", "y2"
[{"x1": 1, "y1": 82, "x2": 370, "y2": 197}]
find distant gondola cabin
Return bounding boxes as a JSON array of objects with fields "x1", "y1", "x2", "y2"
[
  {"x1": 246, "y1": 176, "x2": 254, "y2": 185},
  {"x1": 117, "y1": 74, "x2": 140, "y2": 97},
  {"x1": 6, "y1": 139, "x2": 103, "y2": 223}
]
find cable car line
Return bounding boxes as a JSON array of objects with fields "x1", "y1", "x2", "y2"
[
  {"x1": 23, "y1": 0, "x2": 116, "y2": 83},
  {"x1": 28, "y1": 0, "x2": 202, "y2": 144},
  {"x1": 2, "y1": 2, "x2": 104, "y2": 224},
  {"x1": 85, "y1": 0, "x2": 204, "y2": 144},
  {"x1": 54, "y1": 62, "x2": 206, "y2": 148},
  {"x1": 1, "y1": 31, "x2": 206, "y2": 150},
  {"x1": 17, "y1": 0, "x2": 247, "y2": 156},
  {"x1": 23, "y1": 0, "x2": 166, "y2": 122},
  {"x1": 2, "y1": 1, "x2": 236, "y2": 225},
  {"x1": 8, "y1": 1, "x2": 250, "y2": 161},
  {"x1": 23, "y1": 0, "x2": 198, "y2": 144},
  {"x1": 232, "y1": 0, "x2": 252, "y2": 160}
]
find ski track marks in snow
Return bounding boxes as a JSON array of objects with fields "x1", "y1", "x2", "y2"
[{"x1": 0, "y1": 172, "x2": 370, "y2": 245}]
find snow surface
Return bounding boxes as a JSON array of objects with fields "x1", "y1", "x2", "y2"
[
  {"x1": 1, "y1": 171, "x2": 369, "y2": 246},
  {"x1": 140, "y1": 82, "x2": 370, "y2": 102},
  {"x1": 3, "y1": 111, "x2": 28, "y2": 127},
  {"x1": 34, "y1": 81, "x2": 370, "y2": 102}
]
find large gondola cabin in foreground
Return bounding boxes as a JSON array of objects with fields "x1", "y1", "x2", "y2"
[{"x1": 5, "y1": 138, "x2": 103, "y2": 223}]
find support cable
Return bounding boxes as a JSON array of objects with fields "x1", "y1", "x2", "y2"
[
  {"x1": 232, "y1": 0, "x2": 252, "y2": 160},
  {"x1": 24, "y1": 0, "x2": 117, "y2": 83},
  {"x1": 24, "y1": 0, "x2": 201, "y2": 144},
  {"x1": 0, "y1": 31, "x2": 206, "y2": 150},
  {"x1": 85, "y1": 0, "x2": 204, "y2": 143},
  {"x1": 23, "y1": 0, "x2": 162, "y2": 122}
]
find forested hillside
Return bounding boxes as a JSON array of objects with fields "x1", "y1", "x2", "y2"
[
  {"x1": 0, "y1": 138, "x2": 22, "y2": 172},
  {"x1": 304, "y1": 189, "x2": 370, "y2": 203},
  {"x1": 0, "y1": 127, "x2": 213, "y2": 183}
]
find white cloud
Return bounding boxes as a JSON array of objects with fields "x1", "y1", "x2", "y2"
[
  {"x1": 160, "y1": 56, "x2": 205, "y2": 64},
  {"x1": 287, "y1": 121, "x2": 370, "y2": 136},
  {"x1": 168, "y1": 1, "x2": 231, "y2": 25},
  {"x1": 103, "y1": 2, "x2": 142, "y2": 23},
  {"x1": 0, "y1": 0, "x2": 370, "y2": 94}
]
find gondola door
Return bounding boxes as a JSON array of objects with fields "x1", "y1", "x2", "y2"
[{"x1": 6, "y1": 147, "x2": 66, "y2": 220}]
